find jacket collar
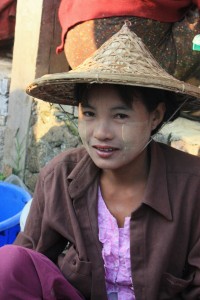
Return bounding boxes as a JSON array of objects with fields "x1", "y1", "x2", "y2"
[
  {"x1": 143, "y1": 141, "x2": 172, "y2": 221},
  {"x1": 67, "y1": 148, "x2": 100, "y2": 198}
]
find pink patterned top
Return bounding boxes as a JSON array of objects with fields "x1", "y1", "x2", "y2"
[{"x1": 98, "y1": 188, "x2": 136, "y2": 300}]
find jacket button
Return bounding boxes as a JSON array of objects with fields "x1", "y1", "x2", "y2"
[{"x1": 72, "y1": 259, "x2": 76, "y2": 265}]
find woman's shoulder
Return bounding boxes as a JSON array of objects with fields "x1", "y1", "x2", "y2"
[
  {"x1": 49, "y1": 145, "x2": 87, "y2": 163},
  {"x1": 158, "y1": 142, "x2": 200, "y2": 176},
  {"x1": 39, "y1": 146, "x2": 89, "y2": 177}
]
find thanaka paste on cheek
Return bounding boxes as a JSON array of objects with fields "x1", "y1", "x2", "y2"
[{"x1": 121, "y1": 120, "x2": 152, "y2": 157}]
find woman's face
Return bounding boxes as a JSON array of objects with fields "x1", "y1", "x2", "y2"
[{"x1": 78, "y1": 85, "x2": 164, "y2": 171}]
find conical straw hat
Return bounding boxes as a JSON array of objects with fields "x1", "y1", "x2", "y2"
[{"x1": 26, "y1": 24, "x2": 200, "y2": 109}]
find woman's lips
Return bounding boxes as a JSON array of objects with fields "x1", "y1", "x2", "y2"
[{"x1": 92, "y1": 145, "x2": 118, "y2": 158}]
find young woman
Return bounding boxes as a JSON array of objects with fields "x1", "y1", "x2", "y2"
[{"x1": 0, "y1": 24, "x2": 200, "y2": 300}]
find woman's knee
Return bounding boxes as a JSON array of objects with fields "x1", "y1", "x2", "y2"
[
  {"x1": 0, "y1": 245, "x2": 32, "y2": 277},
  {"x1": 0, "y1": 245, "x2": 43, "y2": 297}
]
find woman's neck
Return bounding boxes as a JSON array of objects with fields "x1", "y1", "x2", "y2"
[
  {"x1": 99, "y1": 149, "x2": 151, "y2": 227},
  {"x1": 100, "y1": 148, "x2": 150, "y2": 188}
]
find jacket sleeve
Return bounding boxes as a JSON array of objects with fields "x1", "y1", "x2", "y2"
[
  {"x1": 182, "y1": 182, "x2": 200, "y2": 298},
  {"x1": 14, "y1": 174, "x2": 44, "y2": 249},
  {"x1": 14, "y1": 172, "x2": 66, "y2": 262}
]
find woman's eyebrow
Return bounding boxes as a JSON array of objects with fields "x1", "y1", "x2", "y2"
[
  {"x1": 111, "y1": 105, "x2": 132, "y2": 111},
  {"x1": 80, "y1": 103, "x2": 94, "y2": 109}
]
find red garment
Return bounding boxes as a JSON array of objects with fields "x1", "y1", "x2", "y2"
[
  {"x1": 0, "y1": 0, "x2": 16, "y2": 42},
  {"x1": 0, "y1": 245, "x2": 84, "y2": 299},
  {"x1": 57, "y1": 0, "x2": 200, "y2": 53}
]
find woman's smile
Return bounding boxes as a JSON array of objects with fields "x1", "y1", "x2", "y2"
[{"x1": 92, "y1": 144, "x2": 120, "y2": 158}]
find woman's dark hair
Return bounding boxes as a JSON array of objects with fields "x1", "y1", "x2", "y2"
[{"x1": 74, "y1": 83, "x2": 180, "y2": 135}]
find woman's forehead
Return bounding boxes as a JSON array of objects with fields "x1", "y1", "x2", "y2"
[{"x1": 79, "y1": 84, "x2": 143, "y2": 106}]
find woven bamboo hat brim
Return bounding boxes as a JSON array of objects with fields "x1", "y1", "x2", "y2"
[{"x1": 26, "y1": 24, "x2": 200, "y2": 110}]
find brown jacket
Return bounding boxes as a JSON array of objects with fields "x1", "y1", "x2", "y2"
[{"x1": 15, "y1": 142, "x2": 200, "y2": 300}]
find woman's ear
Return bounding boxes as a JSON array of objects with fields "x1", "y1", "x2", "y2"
[{"x1": 151, "y1": 102, "x2": 166, "y2": 130}]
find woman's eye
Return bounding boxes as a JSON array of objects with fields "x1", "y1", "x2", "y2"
[
  {"x1": 82, "y1": 111, "x2": 95, "y2": 117},
  {"x1": 115, "y1": 113, "x2": 128, "y2": 119}
]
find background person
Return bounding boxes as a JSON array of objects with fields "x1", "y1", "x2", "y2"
[{"x1": 57, "y1": 0, "x2": 200, "y2": 119}]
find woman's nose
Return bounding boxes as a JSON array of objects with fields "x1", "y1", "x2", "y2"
[{"x1": 93, "y1": 120, "x2": 113, "y2": 140}]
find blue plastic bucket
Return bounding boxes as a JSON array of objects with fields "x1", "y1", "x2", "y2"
[{"x1": 0, "y1": 182, "x2": 31, "y2": 246}]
